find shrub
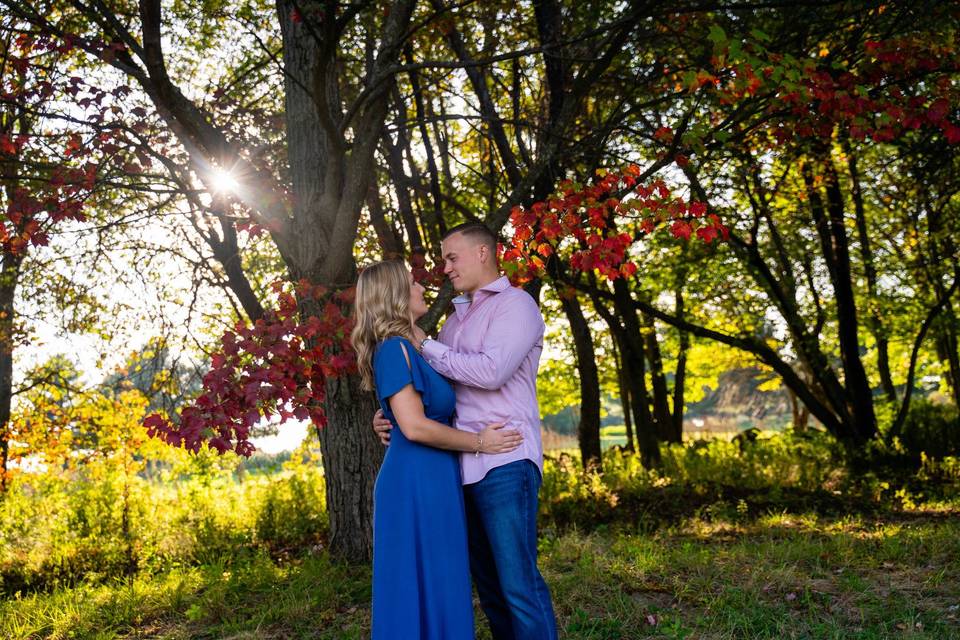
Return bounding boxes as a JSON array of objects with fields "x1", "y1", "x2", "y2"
[
  {"x1": 896, "y1": 399, "x2": 960, "y2": 459},
  {"x1": 0, "y1": 464, "x2": 327, "y2": 595}
]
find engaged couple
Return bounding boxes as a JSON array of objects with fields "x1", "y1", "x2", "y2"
[{"x1": 351, "y1": 222, "x2": 558, "y2": 639}]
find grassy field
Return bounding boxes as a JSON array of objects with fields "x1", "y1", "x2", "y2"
[
  {"x1": 3, "y1": 432, "x2": 959, "y2": 639},
  {"x1": 4, "y1": 510, "x2": 958, "y2": 639}
]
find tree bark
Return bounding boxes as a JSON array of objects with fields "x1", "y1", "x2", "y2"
[
  {"x1": 382, "y1": 116, "x2": 428, "y2": 254},
  {"x1": 0, "y1": 253, "x2": 20, "y2": 492},
  {"x1": 641, "y1": 308, "x2": 676, "y2": 443},
  {"x1": 206, "y1": 207, "x2": 266, "y2": 322},
  {"x1": 924, "y1": 192, "x2": 960, "y2": 409},
  {"x1": 611, "y1": 338, "x2": 635, "y2": 452},
  {"x1": 844, "y1": 140, "x2": 896, "y2": 403},
  {"x1": 813, "y1": 153, "x2": 877, "y2": 441},
  {"x1": 367, "y1": 183, "x2": 404, "y2": 258},
  {"x1": 316, "y1": 353, "x2": 385, "y2": 561},
  {"x1": 788, "y1": 387, "x2": 810, "y2": 432},
  {"x1": 560, "y1": 293, "x2": 602, "y2": 471},
  {"x1": 590, "y1": 286, "x2": 657, "y2": 463},
  {"x1": 672, "y1": 287, "x2": 689, "y2": 441},
  {"x1": 275, "y1": 0, "x2": 415, "y2": 561},
  {"x1": 609, "y1": 279, "x2": 660, "y2": 466}
]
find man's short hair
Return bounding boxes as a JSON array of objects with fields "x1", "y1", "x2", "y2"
[{"x1": 442, "y1": 222, "x2": 498, "y2": 254}]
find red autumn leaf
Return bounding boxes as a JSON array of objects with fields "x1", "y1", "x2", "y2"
[
  {"x1": 671, "y1": 220, "x2": 693, "y2": 240},
  {"x1": 697, "y1": 225, "x2": 719, "y2": 243},
  {"x1": 653, "y1": 126, "x2": 673, "y2": 142},
  {"x1": 943, "y1": 123, "x2": 960, "y2": 145},
  {"x1": 927, "y1": 98, "x2": 949, "y2": 124},
  {"x1": 689, "y1": 201, "x2": 707, "y2": 218},
  {"x1": 0, "y1": 135, "x2": 18, "y2": 155}
]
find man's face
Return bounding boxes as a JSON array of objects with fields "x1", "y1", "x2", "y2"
[{"x1": 441, "y1": 232, "x2": 487, "y2": 293}]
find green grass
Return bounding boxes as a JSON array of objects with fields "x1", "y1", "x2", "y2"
[
  {"x1": 3, "y1": 510, "x2": 958, "y2": 639},
  {"x1": 542, "y1": 510, "x2": 960, "y2": 639},
  {"x1": 0, "y1": 551, "x2": 372, "y2": 639},
  {"x1": 4, "y1": 432, "x2": 960, "y2": 638}
]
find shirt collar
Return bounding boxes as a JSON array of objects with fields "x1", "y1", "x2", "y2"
[
  {"x1": 452, "y1": 275, "x2": 510, "y2": 305},
  {"x1": 478, "y1": 275, "x2": 510, "y2": 294}
]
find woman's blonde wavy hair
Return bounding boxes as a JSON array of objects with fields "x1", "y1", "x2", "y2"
[{"x1": 351, "y1": 260, "x2": 417, "y2": 391}]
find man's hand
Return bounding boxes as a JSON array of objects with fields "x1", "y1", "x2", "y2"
[
  {"x1": 411, "y1": 324, "x2": 427, "y2": 350},
  {"x1": 373, "y1": 408, "x2": 392, "y2": 445}
]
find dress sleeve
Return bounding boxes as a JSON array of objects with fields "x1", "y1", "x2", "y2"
[{"x1": 373, "y1": 337, "x2": 429, "y2": 407}]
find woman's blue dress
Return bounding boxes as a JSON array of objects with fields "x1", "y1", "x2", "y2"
[{"x1": 371, "y1": 336, "x2": 474, "y2": 639}]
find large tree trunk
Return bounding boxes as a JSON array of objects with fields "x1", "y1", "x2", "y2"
[
  {"x1": 672, "y1": 287, "x2": 689, "y2": 441},
  {"x1": 845, "y1": 141, "x2": 896, "y2": 403},
  {"x1": 275, "y1": 0, "x2": 414, "y2": 561},
  {"x1": 0, "y1": 94, "x2": 24, "y2": 490},
  {"x1": 612, "y1": 338, "x2": 635, "y2": 452},
  {"x1": 641, "y1": 308, "x2": 677, "y2": 443},
  {"x1": 619, "y1": 333, "x2": 659, "y2": 467},
  {"x1": 815, "y1": 154, "x2": 877, "y2": 441},
  {"x1": 560, "y1": 293, "x2": 602, "y2": 471},
  {"x1": 589, "y1": 285, "x2": 657, "y2": 464},
  {"x1": 0, "y1": 254, "x2": 19, "y2": 492},
  {"x1": 317, "y1": 366, "x2": 384, "y2": 561},
  {"x1": 611, "y1": 280, "x2": 661, "y2": 467}
]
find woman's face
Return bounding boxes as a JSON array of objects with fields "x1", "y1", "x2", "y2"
[{"x1": 407, "y1": 269, "x2": 428, "y2": 319}]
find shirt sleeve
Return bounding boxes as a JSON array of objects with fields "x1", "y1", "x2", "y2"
[
  {"x1": 421, "y1": 292, "x2": 543, "y2": 390},
  {"x1": 373, "y1": 337, "x2": 427, "y2": 406}
]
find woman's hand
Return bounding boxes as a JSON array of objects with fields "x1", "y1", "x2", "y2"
[{"x1": 478, "y1": 423, "x2": 523, "y2": 454}]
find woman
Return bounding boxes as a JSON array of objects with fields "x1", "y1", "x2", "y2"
[{"x1": 351, "y1": 260, "x2": 523, "y2": 640}]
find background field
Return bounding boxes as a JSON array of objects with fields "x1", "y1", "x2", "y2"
[{"x1": 3, "y1": 431, "x2": 959, "y2": 639}]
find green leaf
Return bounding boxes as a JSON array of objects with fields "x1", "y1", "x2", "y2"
[
  {"x1": 708, "y1": 25, "x2": 728, "y2": 46},
  {"x1": 728, "y1": 38, "x2": 742, "y2": 60}
]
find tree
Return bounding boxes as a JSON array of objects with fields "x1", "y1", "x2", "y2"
[
  {"x1": 0, "y1": 21, "x2": 121, "y2": 489},
  {"x1": 506, "y1": 3, "x2": 960, "y2": 454},
  {"x1": 4, "y1": 0, "x2": 658, "y2": 559}
]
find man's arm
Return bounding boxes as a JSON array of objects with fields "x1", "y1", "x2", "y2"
[{"x1": 421, "y1": 292, "x2": 543, "y2": 390}]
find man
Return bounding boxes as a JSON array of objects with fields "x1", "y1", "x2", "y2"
[{"x1": 373, "y1": 222, "x2": 558, "y2": 639}]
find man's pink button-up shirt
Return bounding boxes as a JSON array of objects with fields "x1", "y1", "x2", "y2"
[{"x1": 421, "y1": 276, "x2": 545, "y2": 485}]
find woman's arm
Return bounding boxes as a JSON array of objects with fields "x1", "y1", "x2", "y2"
[{"x1": 387, "y1": 383, "x2": 523, "y2": 454}]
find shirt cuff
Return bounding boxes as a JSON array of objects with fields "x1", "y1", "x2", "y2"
[{"x1": 420, "y1": 337, "x2": 449, "y2": 363}]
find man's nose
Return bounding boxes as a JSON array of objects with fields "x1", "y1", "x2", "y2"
[{"x1": 443, "y1": 262, "x2": 453, "y2": 274}]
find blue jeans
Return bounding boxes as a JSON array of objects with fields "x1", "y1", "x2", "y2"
[{"x1": 464, "y1": 460, "x2": 558, "y2": 640}]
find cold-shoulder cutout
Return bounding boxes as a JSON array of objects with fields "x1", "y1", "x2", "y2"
[{"x1": 373, "y1": 336, "x2": 430, "y2": 410}]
